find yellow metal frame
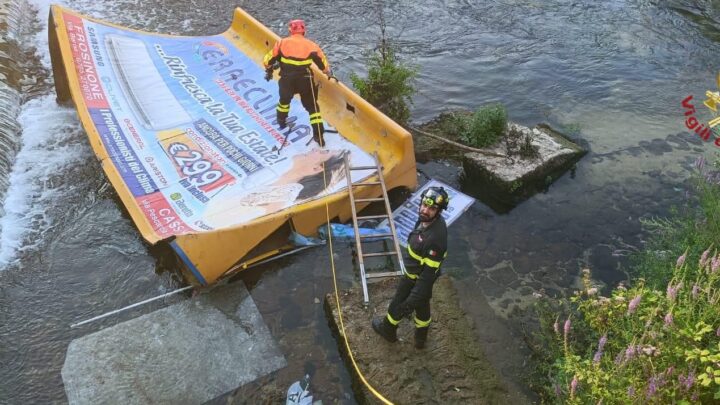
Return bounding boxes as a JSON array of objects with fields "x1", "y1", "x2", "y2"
[{"x1": 48, "y1": 5, "x2": 417, "y2": 285}]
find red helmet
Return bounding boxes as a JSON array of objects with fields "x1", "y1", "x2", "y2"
[{"x1": 288, "y1": 19, "x2": 305, "y2": 35}]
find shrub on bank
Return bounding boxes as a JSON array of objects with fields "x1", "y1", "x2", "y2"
[
  {"x1": 538, "y1": 263, "x2": 720, "y2": 403},
  {"x1": 350, "y1": 46, "x2": 416, "y2": 126},
  {"x1": 530, "y1": 161, "x2": 720, "y2": 403},
  {"x1": 440, "y1": 104, "x2": 508, "y2": 148}
]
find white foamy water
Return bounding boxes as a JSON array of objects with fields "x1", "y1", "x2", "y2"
[
  {"x1": 0, "y1": 0, "x2": 93, "y2": 267},
  {"x1": 0, "y1": 0, "x2": 187, "y2": 267},
  {"x1": 0, "y1": 95, "x2": 90, "y2": 265}
]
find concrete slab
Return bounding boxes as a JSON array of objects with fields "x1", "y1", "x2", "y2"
[
  {"x1": 62, "y1": 282, "x2": 286, "y2": 405},
  {"x1": 462, "y1": 122, "x2": 586, "y2": 184}
]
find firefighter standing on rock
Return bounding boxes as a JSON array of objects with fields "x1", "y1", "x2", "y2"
[
  {"x1": 263, "y1": 19, "x2": 331, "y2": 147},
  {"x1": 372, "y1": 186, "x2": 449, "y2": 349}
]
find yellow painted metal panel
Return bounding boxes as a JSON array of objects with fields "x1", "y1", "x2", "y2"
[{"x1": 48, "y1": 5, "x2": 416, "y2": 286}]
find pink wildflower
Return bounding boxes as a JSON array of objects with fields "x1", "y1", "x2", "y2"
[
  {"x1": 716, "y1": 326, "x2": 720, "y2": 337},
  {"x1": 666, "y1": 282, "x2": 680, "y2": 301},
  {"x1": 553, "y1": 320, "x2": 560, "y2": 335},
  {"x1": 646, "y1": 375, "x2": 662, "y2": 399},
  {"x1": 676, "y1": 253, "x2": 686, "y2": 268},
  {"x1": 570, "y1": 376, "x2": 578, "y2": 398},
  {"x1": 627, "y1": 295, "x2": 641, "y2": 314},
  {"x1": 625, "y1": 345, "x2": 637, "y2": 361},
  {"x1": 564, "y1": 319, "x2": 571, "y2": 339},
  {"x1": 692, "y1": 284, "x2": 699, "y2": 299},
  {"x1": 599, "y1": 334, "x2": 607, "y2": 347},
  {"x1": 593, "y1": 335, "x2": 607, "y2": 364},
  {"x1": 679, "y1": 371, "x2": 695, "y2": 391},
  {"x1": 700, "y1": 247, "x2": 711, "y2": 268},
  {"x1": 664, "y1": 312, "x2": 673, "y2": 327},
  {"x1": 712, "y1": 255, "x2": 720, "y2": 273}
]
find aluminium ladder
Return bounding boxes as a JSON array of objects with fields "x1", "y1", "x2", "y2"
[{"x1": 343, "y1": 152, "x2": 406, "y2": 304}]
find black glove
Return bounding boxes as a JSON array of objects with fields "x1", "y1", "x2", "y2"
[
  {"x1": 264, "y1": 69, "x2": 273, "y2": 82},
  {"x1": 326, "y1": 68, "x2": 337, "y2": 82}
]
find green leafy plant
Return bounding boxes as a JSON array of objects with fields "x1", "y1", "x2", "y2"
[
  {"x1": 350, "y1": 5, "x2": 417, "y2": 126},
  {"x1": 505, "y1": 125, "x2": 539, "y2": 159},
  {"x1": 509, "y1": 179, "x2": 523, "y2": 193},
  {"x1": 536, "y1": 260, "x2": 720, "y2": 404},
  {"x1": 519, "y1": 133, "x2": 539, "y2": 159},
  {"x1": 440, "y1": 104, "x2": 507, "y2": 148}
]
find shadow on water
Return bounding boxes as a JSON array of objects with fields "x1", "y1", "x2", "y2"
[{"x1": 459, "y1": 164, "x2": 578, "y2": 215}]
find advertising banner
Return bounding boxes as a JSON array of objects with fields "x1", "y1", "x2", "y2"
[
  {"x1": 380, "y1": 180, "x2": 475, "y2": 247},
  {"x1": 60, "y1": 12, "x2": 376, "y2": 240}
]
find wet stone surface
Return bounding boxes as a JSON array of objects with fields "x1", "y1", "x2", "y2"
[
  {"x1": 62, "y1": 282, "x2": 286, "y2": 405},
  {"x1": 324, "y1": 277, "x2": 530, "y2": 404}
]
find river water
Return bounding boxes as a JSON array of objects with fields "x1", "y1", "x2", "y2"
[{"x1": 1, "y1": 0, "x2": 719, "y2": 403}]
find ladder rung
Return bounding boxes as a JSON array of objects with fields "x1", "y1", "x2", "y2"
[
  {"x1": 353, "y1": 182, "x2": 381, "y2": 186},
  {"x1": 359, "y1": 233, "x2": 392, "y2": 239},
  {"x1": 367, "y1": 271, "x2": 404, "y2": 278},
  {"x1": 356, "y1": 214, "x2": 388, "y2": 220},
  {"x1": 362, "y1": 251, "x2": 397, "y2": 258},
  {"x1": 349, "y1": 165, "x2": 377, "y2": 171},
  {"x1": 355, "y1": 198, "x2": 384, "y2": 203}
]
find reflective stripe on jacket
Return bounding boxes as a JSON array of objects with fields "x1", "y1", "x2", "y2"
[
  {"x1": 403, "y1": 216, "x2": 448, "y2": 280},
  {"x1": 393, "y1": 215, "x2": 448, "y2": 315},
  {"x1": 263, "y1": 34, "x2": 329, "y2": 77}
]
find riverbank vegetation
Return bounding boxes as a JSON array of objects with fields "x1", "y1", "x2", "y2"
[
  {"x1": 528, "y1": 157, "x2": 720, "y2": 403},
  {"x1": 439, "y1": 104, "x2": 507, "y2": 148},
  {"x1": 438, "y1": 105, "x2": 540, "y2": 159}
]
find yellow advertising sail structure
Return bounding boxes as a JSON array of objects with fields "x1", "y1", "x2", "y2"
[{"x1": 48, "y1": 5, "x2": 416, "y2": 285}]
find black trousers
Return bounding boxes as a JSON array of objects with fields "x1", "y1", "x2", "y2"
[
  {"x1": 277, "y1": 74, "x2": 324, "y2": 145},
  {"x1": 387, "y1": 276, "x2": 432, "y2": 325}
]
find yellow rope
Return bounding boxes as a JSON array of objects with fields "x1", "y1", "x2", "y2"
[{"x1": 309, "y1": 71, "x2": 394, "y2": 405}]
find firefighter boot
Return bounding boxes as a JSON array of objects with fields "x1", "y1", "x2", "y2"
[
  {"x1": 372, "y1": 317, "x2": 397, "y2": 343},
  {"x1": 415, "y1": 326, "x2": 429, "y2": 349}
]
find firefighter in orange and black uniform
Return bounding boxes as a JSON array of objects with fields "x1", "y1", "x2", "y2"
[
  {"x1": 263, "y1": 19, "x2": 331, "y2": 147},
  {"x1": 372, "y1": 186, "x2": 449, "y2": 349}
]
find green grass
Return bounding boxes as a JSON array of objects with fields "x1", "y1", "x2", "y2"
[{"x1": 440, "y1": 104, "x2": 508, "y2": 148}]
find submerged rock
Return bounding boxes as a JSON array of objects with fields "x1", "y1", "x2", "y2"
[
  {"x1": 413, "y1": 114, "x2": 586, "y2": 212},
  {"x1": 461, "y1": 123, "x2": 587, "y2": 212}
]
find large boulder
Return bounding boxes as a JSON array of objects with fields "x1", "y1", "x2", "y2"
[{"x1": 460, "y1": 122, "x2": 586, "y2": 212}]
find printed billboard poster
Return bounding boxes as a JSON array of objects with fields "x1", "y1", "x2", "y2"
[
  {"x1": 380, "y1": 180, "x2": 476, "y2": 247},
  {"x1": 60, "y1": 12, "x2": 376, "y2": 239}
]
